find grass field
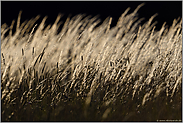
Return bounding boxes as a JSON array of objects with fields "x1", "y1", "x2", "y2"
[{"x1": 1, "y1": 4, "x2": 182, "y2": 121}]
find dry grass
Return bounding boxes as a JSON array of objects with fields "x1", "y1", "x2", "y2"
[{"x1": 1, "y1": 4, "x2": 182, "y2": 121}]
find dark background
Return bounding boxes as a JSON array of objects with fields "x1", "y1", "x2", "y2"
[{"x1": 1, "y1": 1, "x2": 182, "y2": 32}]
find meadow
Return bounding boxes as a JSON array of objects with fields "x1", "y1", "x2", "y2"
[{"x1": 1, "y1": 4, "x2": 182, "y2": 121}]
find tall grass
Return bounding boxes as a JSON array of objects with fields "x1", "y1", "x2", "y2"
[{"x1": 1, "y1": 4, "x2": 182, "y2": 121}]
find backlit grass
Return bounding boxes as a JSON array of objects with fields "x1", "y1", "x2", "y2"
[{"x1": 1, "y1": 4, "x2": 182, "y2": 121}]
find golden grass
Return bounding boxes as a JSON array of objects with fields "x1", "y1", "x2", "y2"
[{"x1": 1, "y1": 4, "x2": 182, "y2": 121}]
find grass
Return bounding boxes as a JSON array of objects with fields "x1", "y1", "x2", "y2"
[{"x1": 1, "y1": 4, "x2": 182, "y2": 121}]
